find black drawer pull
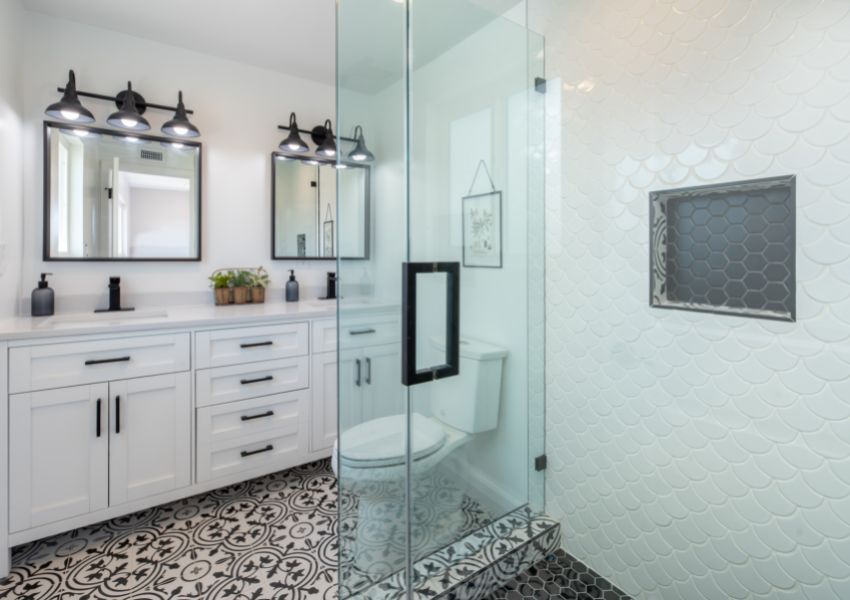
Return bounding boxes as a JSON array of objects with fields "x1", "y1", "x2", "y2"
[
  {"x1": 240, "y1": 375, "x2": 274, "y2": 385},
  {"x1": 96, "y1": 399, "x2": 102, "y2": 438},
  {"x1": 241, "y1": 410, "x2": 275, "y2": 422},
  {"x1": 240, "y1": 341, "x2": 274, "y2": 349},
  {"x1": 115, "y1": 395, "x2": 121, "y2": 434},
  {"x1": 349, "y1": 329, "x2": 376, "y2": 336},
  {"x1": 85, "y1": 356, "x2": 131, "y2": 366},
  {"x1": 241, "y1": 444, "x2": 274, "y2": 458}
]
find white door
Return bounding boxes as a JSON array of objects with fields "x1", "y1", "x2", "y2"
[
  {"x1": 9, "y1": 384, "x2": 109, "y2": 532},
  {"x1": 311, "y1": 351, "x2": 338, "y2": 452},
  {"x1": 362, "y1": 343, "x2": 404, "y2": 422},
  {"x1": 338, "y1": 348, "x2": 364, "y2": 434},
  {"x1": 109, "y1": 372, "x2": 191, "y2": 505}
]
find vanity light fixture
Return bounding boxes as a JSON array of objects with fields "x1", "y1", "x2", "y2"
[
  {"x1": 45, "y1": 70, "x2": 95, "y2": 123},
  {"x1": 348, "y1": 125, "x2": 375, "y2": 162},
  {"x1": 315, "y1": 119, "x2": 337, "y2": 157},
  {"x1": 161, "y1": 91, "x2": 201, "y2": 138},
  {"x1": 279, "y1": 113, "x2": 309, "y2": 152},
  {"x1": 107, "y1": 82, "x2": 151, "y2": 131}
]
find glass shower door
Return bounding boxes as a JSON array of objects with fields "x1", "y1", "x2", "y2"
[{"x1": 336, "y1": 1, "x2": 544, "y2": 597}]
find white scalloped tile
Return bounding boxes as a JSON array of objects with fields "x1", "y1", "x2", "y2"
[{"x1": 536, "y1": 1, "x2": 850, "y2": 599}]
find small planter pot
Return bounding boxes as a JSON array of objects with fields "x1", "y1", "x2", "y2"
[
  {"x1": 214, "y1": 288, "x2": 231, "y2": 306},
  {"x1": 232, "y1": 287, "x2": 249, "y2": 305},
  {"x1": 251, "y1": 287, "x2": 266, "y2": 304}
]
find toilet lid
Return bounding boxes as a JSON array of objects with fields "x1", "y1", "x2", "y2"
[{"x1": 339, "y1": 413, "x2": 446, "y2": 468}]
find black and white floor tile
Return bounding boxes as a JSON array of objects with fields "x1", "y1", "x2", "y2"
[
  {"x1": 0, "y1": 460, "x2": 338, "y2": 600},
  {"x1": 485, "y1": 549, "x2": 634, "y2": 600}
]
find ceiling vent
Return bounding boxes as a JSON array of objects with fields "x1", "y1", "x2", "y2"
[{"x1": 140, "y1": 149, "x2": 164, "y2": 161}]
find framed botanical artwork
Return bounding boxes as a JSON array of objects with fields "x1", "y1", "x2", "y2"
[
  {"x1": 462, "y1": 191, "x2": 502, "y2": 268},
  {"x1": 323, "y1": 220, "x2": 334, "y2": 257}
]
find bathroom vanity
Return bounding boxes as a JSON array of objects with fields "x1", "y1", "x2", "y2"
[{"x1": 0, "y1": 301, "x2": 400, "y2": 575}]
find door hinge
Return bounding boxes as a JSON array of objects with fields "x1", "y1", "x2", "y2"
[
  {"x1": 534, "y1": 77, "x2": 547, "y2": 94},
  {"x1": 535, "y1": 454, "x2": 547, "y2": 471}
]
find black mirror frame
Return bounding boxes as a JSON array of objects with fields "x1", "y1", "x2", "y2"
[
  {"x1": 270, "y1": 150, "x2": 370, "y2": 261},
  {"x1": 43, "y1": 120, "x2": 203, "y2": 262}
]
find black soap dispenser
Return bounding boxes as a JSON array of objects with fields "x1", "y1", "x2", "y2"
[
  {"x1": 31, "y1": 273, "x2": 55, "y2": 317},
  {"x1": 286, "y1": 270, "x2": 299, "y2": 302}
]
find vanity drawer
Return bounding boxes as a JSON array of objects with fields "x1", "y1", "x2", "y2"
[
  {"x1": 9, "y1": 334, "x2": 191, "y2": 393},
  {"x1": 312, "y1": 318, "x2": 337, "y2": 353},
  {"x1": 339, "y1": 314, "x2": 400, "y2": 350},
  {"x1": 195, "y1": 357, "x2": 309, "y2": 408},
  {"x1": 195, "y1": 322, "x2": 309, "y2": 369},
  {"x1": 196, "y1": 391, "x2": 308, "y2": 483}
]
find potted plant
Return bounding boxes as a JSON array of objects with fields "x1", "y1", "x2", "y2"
[
  {"x1": 231, "y1": 269, "x2": 251, "y2": 304},
  {"x1": 208, "y1": 271, "x2": 232, "y2": 305},
  {"x1": 249, "y1": 267, "x2": 270, "y2": 303}
]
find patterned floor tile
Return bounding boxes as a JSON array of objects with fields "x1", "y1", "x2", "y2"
[{"x1": 484, "y1": 549, "x2": 633, "y2": 600}]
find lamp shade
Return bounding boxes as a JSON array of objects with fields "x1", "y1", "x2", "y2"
[
  {"x1": 107, "y1": 82, "x2": 150, "y2": 131},
  {"x1": 162, "y1": 91, "x2": 200, "y2": 138},
  {"x1": 279, "y1": 112, "x2": 309, "y2": 152},
  {"x1": 348, "y1": 125, "x2": 375, "y2": 162},
  {"x1": 316, "y1": 119, "x2": 337, "y2": 157},
  {"x1": 45, "y1": 70, "x2": 95, "y2": 123}
]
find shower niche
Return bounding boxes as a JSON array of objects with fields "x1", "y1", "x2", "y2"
[{"x1": 650, "y1": 175, "x2": 796, "y2": 321}]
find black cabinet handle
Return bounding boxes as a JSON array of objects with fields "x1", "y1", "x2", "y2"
[
  {"x1": 96, "y1": 399, "x2": 102, "y2": 438},
  {"x1": 349, "y1": 329, "x2": 376, "y2": 336},
  {"x1": 365, "y1": 357, "x2": 372, "y2": 385},
  {"x1": 240, "y1": 375, "x2": 274, "y2": 385},
  {"x1": 85, "y1": 356, "x2": 131, "y2": 366},
  {"x1": 402, "y1": 262, "x2": 461, "y2": 386},
  {"x1": 241, "y1": 410, "x2": 275, "y2": 422},
  {"x1": 240, "y1": 341, "x2": 274, "y2": 349},
  {"x1": 355, "y1": 359, "x2": 361, "y2": 387},
  {"x1": 241, "y1": 444, "x2": 274, "y2": 458},
  {"x1": 115, "y1": 395, "x2": 121, "y2": 434}
]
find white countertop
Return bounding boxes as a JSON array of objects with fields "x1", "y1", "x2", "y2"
[{"x1": 0, "y1": 298, "x2": 396, "y2": 342}]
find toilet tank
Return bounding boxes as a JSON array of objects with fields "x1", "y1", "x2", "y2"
[{"x1": 429, "y1": 337, "x2": 508, "y2": 433}]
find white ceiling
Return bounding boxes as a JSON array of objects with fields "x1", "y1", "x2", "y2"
[
  {"x1": 22, "y1": 0, "x2": 337, "y2": 86},
  {"x1": 22, "y1": 0, "x2": 521, "y2": 94}
]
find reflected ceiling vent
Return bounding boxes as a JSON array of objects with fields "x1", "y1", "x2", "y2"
[{"x1": 140, "y1": 149, "x2": 164, "y2": 161}]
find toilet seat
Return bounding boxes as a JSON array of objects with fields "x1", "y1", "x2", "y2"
[{"x1": 339, "y1": 413, "x2": 446, "y2": 469}]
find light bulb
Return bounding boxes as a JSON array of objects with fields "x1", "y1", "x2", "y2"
[
  {"x1": 61, "y1": 109, "x2": 80, "y2": 121},
  {"x1": 121, "y1": 117, "x2": 138, "y2": 128},
  {"x1": 172, "y1": 125, "x2": 189, "y2": 136},
  {"x1": 351, "y1": 153, "x2": 367, "y2": 161},
  {"x1": 334, "y1": 163, "x2": 348, "y2": 169},
  {"x1": 288, "y1": 143, "x2": 302, "y2": 151}
]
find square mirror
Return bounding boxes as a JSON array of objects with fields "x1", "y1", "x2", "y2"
[
  {"x1": 272, "y1": 152, "x2": 369, "y2": 260},
  {"x1": 44, "y1": 122, "x2": 202, "y2": 261}
]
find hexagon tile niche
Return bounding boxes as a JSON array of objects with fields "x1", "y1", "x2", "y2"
[{"x1": 649, "y1": 175, "x2": 796, "y2": 321}]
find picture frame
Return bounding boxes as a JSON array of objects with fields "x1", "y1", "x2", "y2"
[
  {"x1": 323, "y1": 220, "x2": 334, "y2": 257},
  {"x1": 462, "y1": 191, "x2": 502, "y2": 268}
]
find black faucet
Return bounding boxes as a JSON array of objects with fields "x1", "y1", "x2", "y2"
[
  {"x1": 95, "y1": 277, "x2": 135, "y2": 313},
  {"x1": 325, "y1": 272, "x2": 337, "y2": 300}
]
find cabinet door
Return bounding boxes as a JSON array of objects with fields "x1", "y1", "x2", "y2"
[
  {"x1": 311, "y1": 351, "x2": 338, "y2": 452},
  {"x1": 362, "y1": 343, "x2": 404, "y2": 422},
  {"x1": 109, "y1": 373, "x2": 191, "y2": 506},
  {"x1": 338, "y1": 349, "x2": 364, "y2": 434},
  {"x1": 10, "y1": 384, "x2": 108, "y2": 532}
]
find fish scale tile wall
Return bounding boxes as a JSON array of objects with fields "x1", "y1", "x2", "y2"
[{"x1": 530, "y1": 0, "x2": 850, "y2": 598}]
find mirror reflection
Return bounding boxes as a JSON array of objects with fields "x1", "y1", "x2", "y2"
[
  {"x1": 272, "y1": 153, "x2": 369, "y2": 259},
  {"x1": 44, "y1": 123, "x2": 202, "y2": 260}
]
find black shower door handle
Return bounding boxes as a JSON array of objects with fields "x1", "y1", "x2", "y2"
[{"x1": 401, "y1": 262, "x2": 460, "y2": 386}]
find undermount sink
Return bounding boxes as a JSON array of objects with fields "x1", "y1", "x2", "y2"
[{"x1": 35, "y1": 309, "x2": 169, "y2": 329}]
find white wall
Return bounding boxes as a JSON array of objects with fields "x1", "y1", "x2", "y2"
[
  {"x1": 534, "y1": 1, "x2": 850, "y2": 598},
  {"x1": 0, "y1": 0, "x2": 25, "y2": 318},
  {"x1": 16, "y1": 11, "x2": 338, "y2": 314}
]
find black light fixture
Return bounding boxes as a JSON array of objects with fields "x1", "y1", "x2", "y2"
[
  {"x1": 45, "y1": 70, "x2": 95, "y2": 123},
  {"x1": 161, "y1": 91, "x2": 200, "y2": 138},
  {"x1": 107, "y1": 82, "x2": 151, "y2": 131},
  {"x1": 279, "y1": 113, "x2": 309, "y2": 153},
  {"x1": 348, "y1": 125, "x2": 375, "y2": 162},
  {"x1": 315, "y1": 119, "x2": 337, "y2": 157}
]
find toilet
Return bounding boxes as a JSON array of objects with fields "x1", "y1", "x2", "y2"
[{"x1": 334, "y1": 336, "x2": 507, "y2": 585}]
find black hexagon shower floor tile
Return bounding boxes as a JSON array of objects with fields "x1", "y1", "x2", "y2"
[{"x1": 0, "y1": 459, "x2": 497, "y2": 600}]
